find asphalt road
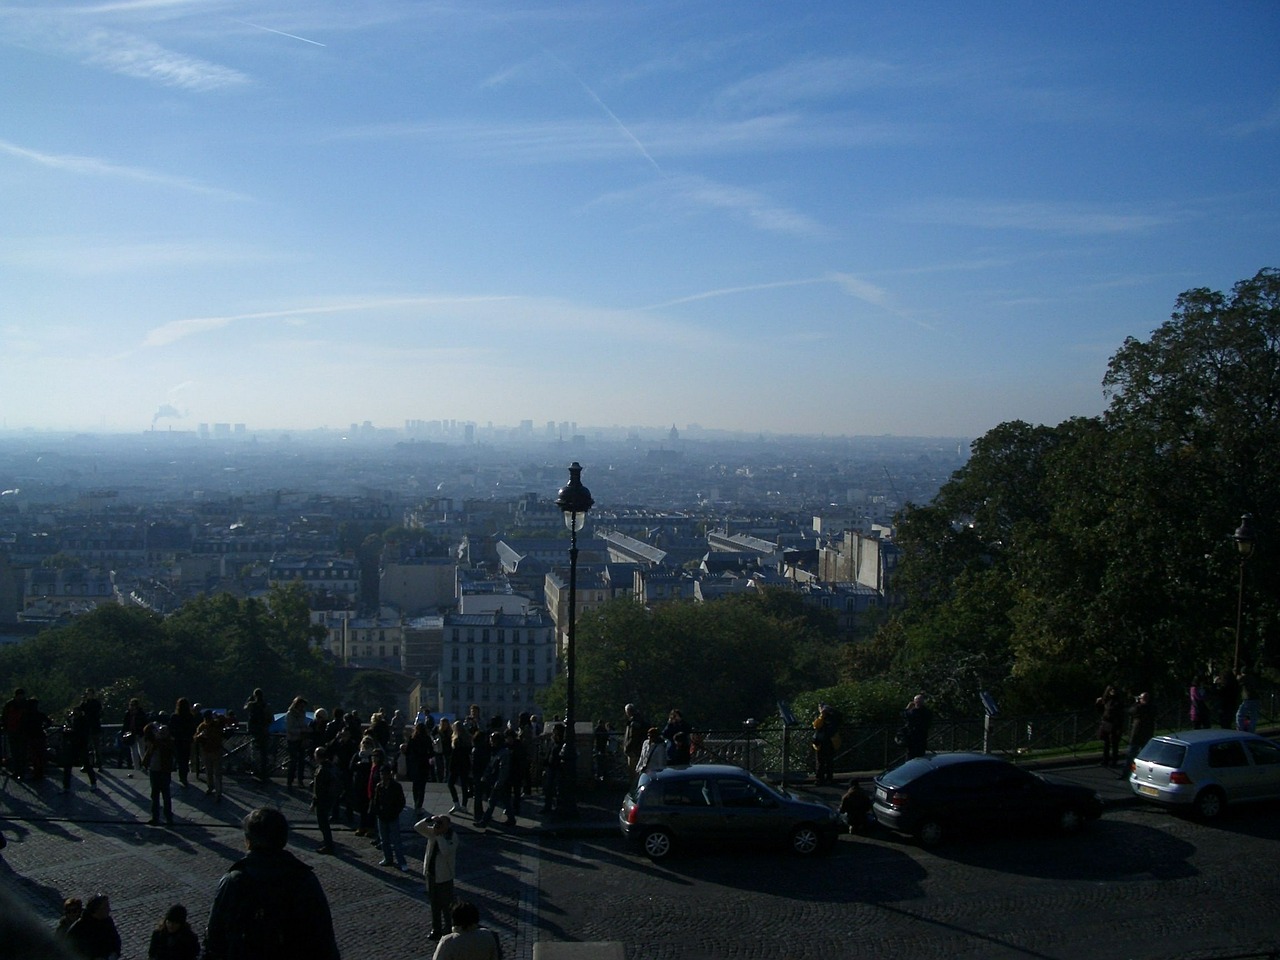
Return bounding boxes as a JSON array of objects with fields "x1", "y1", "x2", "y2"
[
  {"x1": 540, "y1": 804, "x2": 1280, "y2": 960},
  {"x1": 3, "y1": 766, "x2": 1279, "y2": 960}
]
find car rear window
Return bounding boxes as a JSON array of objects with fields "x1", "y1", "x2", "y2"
[
  {"x1": 1137, "y1": 740, "x2": 1186, "y2": 768},
  {"x1": 879, "y1": 758, "x2": 936, "y2": 787}
]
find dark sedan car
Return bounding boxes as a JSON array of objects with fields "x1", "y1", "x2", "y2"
[
  {"x1": 619, "y1": 763, "x2": 841, "y2": 860},
  {"x1": 872, "y1": 752, "x2": 1103, "y2": 846}
]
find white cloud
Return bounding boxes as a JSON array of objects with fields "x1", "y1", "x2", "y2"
[
  {"x1": 0, "y1": 139, "x2": 250, "y2": 200},
  {"x1": 899, "y1": 198, "x2": 1176, "y2": 235},
  {"x1": 78, "y1": 27, "x2": 249, "y2": 90}
]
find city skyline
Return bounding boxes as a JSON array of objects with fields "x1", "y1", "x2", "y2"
[{"x1": 3, "y1": 2, "x2": 1278, "y2": 438}]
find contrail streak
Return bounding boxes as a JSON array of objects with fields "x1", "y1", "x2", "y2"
[{"x1": 229, "y1": 17, "x2": 326, "y2": 47}]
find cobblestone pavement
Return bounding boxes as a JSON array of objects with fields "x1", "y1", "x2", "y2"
[
  {"x1": 0, "y1": 768, "x2": 562, "y2": 960},
  {"x1": 3, "y1": 758, "x2": 1275, "y2": 959}
]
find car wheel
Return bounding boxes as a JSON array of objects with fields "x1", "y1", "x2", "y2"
[
  {"x1": 789, "y1": 824, "x2": 822, "y2": 856},
  {"x1": 915, "y1": 819, "x2": 944, "y2": 847},
  {"x1": 1193, "y1": 787, "x2": 1226, "y2": 820},
  {"x1": 1058, "y1": 807, "x2": 1084, "y2": 834},
  {"x1": 642, "y1": 828, "x2": 674, "y2": 860}
]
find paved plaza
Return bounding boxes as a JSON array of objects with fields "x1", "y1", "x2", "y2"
[
  {"x1": 7, "y1": 757, "x2": 1269, "y2": 960},
  {"x1": 1, "y1": 764, "x2": 602, "y2": 960}
]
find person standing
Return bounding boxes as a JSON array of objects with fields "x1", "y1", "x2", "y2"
[
  {"x1": 1189, "y1": 677, "x2": 1211, "y2": 730},
  {"x1": 311, "y1": 746, "x2": 342, "y2": 855},
  {"x1": 371, "y1": 763, "x2": 408, "y2": 869},
  {"x1": 142, "y1": 722, "x2": 176, "y2": 826},
  {"x1": 592, "y1": 720, "x2": 611, "y2": 784},
  {"x1": 415, "y1": 814, "x2": 459, "y2": 942},
  {"x1": 542, "y1": 723, "x2": 566, "y2": 815},
  {"x1": 810, "y1": 704, "x2": 839, "y2": 785},
  {"x1": 1236, "y1": 673, "x2": 1261, "y2": 733},
  {"x1": 636, "y1": 727, "x2": 667, "y2": 777},
  {"x1": 244, "y1": 689, "x2": 270, "y2": 782},
  {"x1": 469, "y1": 727, "x2": 491, "y2": 822},
  {"x1": 203, "y1": 807, "x2": 340, "y2": 960},
  {"x1": 121, "y1": 698, "x2": 149, "y2": 774},
  {"x1": 406, "y1": 722, "x2": 434, "y2": 814},
  {"x1": 168, "y1": 698, "x2": 197, "y2": 789},
  {"x1": 1096, "y1": 685, "x2": 1124, "y2": 767},
  {"x1": 477, "y1": 732, "x2": 513, "y2": 827},
  {"x1": 622, "y1": 703, "x2": 646, "y2": 781},
  {"x1": 2, "y1": 688, "x2": 30, "y2": 780},
  {"x1": 195, "y1": 710, "x2": 225, "y2": 801},
  {"x1": 61, "y1": 703, "x2": 98, "y2": 794},
  {"x1": 446, "y1": 722, "x2": 472, "y2": 815},
  {"x1": 1215, "y1": 671, "x2": 1241, "y2": 729},
  {"x1": 79, "y1": 688, "x2": 103, "y2": 771},
  {"x1": 902, "y1": 694, "x2": 932, "y2": 760},
  {"x1": 284, "y1": 696, "x2": 309, "y2": 789},
  {"x1": 1121, "y1": 691, "x2": 1156, "y2": 778}
]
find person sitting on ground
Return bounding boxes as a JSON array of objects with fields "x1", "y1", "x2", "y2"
[
  {"x1": 432, "y1": 901, "x2": 500, "y2": 960},
  {"x1": 147, "y1": 903, "x2": 199, "y2": 960},
  {"x1": 839, "y1": 780, "x2": 873, "y2": 834}
]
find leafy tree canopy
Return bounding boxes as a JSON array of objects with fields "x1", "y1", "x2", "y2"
[
  {"x1": 0, "y1": 581, "x2": 336, "y2": 719},
  {"x1": 882, "y1": 269, "x2": 1280, "y2": 713}
]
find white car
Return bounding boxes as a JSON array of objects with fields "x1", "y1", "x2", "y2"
[{"x1": 1129, "y1": 730, "x2": 1280, "y2": 819}]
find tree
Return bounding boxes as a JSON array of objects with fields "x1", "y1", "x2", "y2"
[{"x1": 883, "y1": 269, "x2": 1280, "y2": 709}]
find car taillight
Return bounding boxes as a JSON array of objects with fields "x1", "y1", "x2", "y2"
[
  {"x1": 889, "y1": 790, "x2": 908, "y2": 808},
  {"x1": 626, "y1": 805, "x2": 639, "y2": 825},
  {"x1": 1168, "y1": 771, "x2": 1193, "y2": 785}
]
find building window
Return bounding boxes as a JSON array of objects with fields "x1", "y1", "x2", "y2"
[
  {"x1": 497, "y1": 649, "x2": 505, "y2": 664},
  {"x1": 482, "y1": 649, "x2": 490, "y2": 664},
  {"x1": 466, "y1": 667, "x2": 475, "y2": 681},
  {"x1": 512, "y1": 630, "x2": 520, "y2": 644},
  {"x1": 392, "y1": 646, "x2": 399, "y2": 657},
  {"x1": 482, "y1": 629, "x2": 490, "y2": 643},
  {"x1": 497, "y1": 629, "x2": 505, "y2": 642},
  {"x1": 482, "y1": 668, "x2": 490, "y2": 683},
  {"x1": 466, "y1": 648, "x2": 474, "y2": 662}
]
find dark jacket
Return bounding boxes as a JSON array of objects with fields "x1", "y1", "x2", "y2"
[
  {"x1": 148, "y1": 923, "x2": 200, "y2": 960},
  {"x1": 203, "y1": 849, "x2": 340, "y2": 960},
  {"x1": 66, "y1": 914, "x2": 121, "y2": 960},
  {"x1": 371, "y1": 775, "x2": 406, "y2": 821}
]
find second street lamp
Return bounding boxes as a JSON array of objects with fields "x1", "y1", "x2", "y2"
[
  {"x1": 1233, "y1": 513, "x2": 1256, "y2": 673},
  {"x1": 555, "y1": 461, "x2": 593, "y2": 816}
]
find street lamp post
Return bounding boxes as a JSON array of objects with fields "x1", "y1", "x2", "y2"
[
  {"x1": 1233, "y1": 513, "x2": 1256, "y2": 673},
  {"x1": 555, "y1": 461, "x2": 593, "y2": 816}
]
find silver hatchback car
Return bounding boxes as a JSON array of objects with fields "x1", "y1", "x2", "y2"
[{"x1": 1129, "y1": 730, "x2": 1280, "y2": 819}]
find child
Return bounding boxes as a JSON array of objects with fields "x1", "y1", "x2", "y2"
[{"x1": 148, "y1": 903, "x2": 200, "y2": 960}]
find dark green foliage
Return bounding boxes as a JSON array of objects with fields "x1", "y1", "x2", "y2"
[
  {"x1": 538, "y1": 590, "x2": 841, "y2": 728},
  {"x1": 0, "y1": 582, "x2": 336, "y2": 716},
  {"x1": 881, "y1": 269, "x2": 1280, "y2": 713}
]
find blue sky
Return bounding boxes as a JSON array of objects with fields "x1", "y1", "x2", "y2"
[{"x1": 2, "y1": 1, "x2": 1277, "y2": 438}]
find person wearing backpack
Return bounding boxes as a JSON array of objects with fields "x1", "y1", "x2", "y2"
[{"x1": 204, "y1": 807, "x2": 340, "y2": 960}]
